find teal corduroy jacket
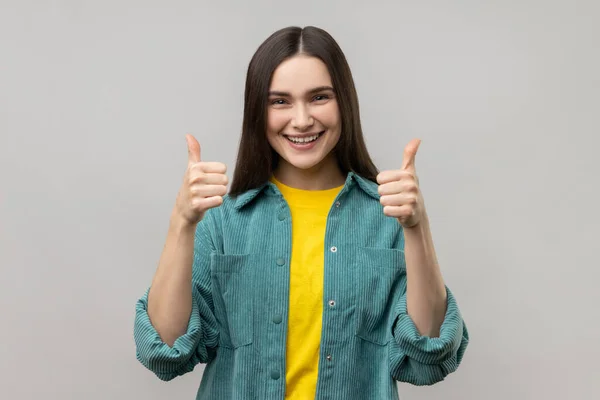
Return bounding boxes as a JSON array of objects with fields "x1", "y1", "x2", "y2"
[{"x1": 134, "y1": 172, "x2": 469, "y2": 399}]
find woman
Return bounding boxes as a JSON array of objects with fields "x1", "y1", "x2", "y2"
[{"x1": 134, "y1": 26, "x2": 469, "y2": 400}]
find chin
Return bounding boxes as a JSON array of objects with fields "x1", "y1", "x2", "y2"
[{"x1": 283, "y1": 156, "x2": 325, "y2": 171}]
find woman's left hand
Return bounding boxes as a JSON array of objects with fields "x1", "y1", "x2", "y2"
[{"x1": 376, "y1": 139, "x2": 425, "y2": 229}]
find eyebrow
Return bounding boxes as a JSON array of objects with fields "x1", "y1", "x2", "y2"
[{"x1": 268, "y1": 85, "x2": 335, "y2": 97}]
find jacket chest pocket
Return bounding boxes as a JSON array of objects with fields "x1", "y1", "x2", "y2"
[
  {"x1": 211, "y1": 253, "x2": 255, "y2": 349},
  {"x1": 354, "y1": 247, "x2": 406, "y2": 346}
]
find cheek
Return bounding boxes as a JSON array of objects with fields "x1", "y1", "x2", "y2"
[
  {"x1": 267, "y1": 110, "x2": 289, "y2": 135},
  {"x1": 314, "y1": 103, "x2": 341, "y2": 130}
]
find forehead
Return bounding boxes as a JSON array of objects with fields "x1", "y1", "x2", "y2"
[{"x1": 270, "y1": 55, "x2": 332, "y2": 91}]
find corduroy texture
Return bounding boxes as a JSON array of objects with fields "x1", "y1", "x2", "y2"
[{"x1": 133, "y1": 172, "x2": 469, "y2": 399}]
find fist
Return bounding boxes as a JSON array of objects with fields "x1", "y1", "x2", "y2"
[
  {"x1": 174, "y1": 134, "x2": 228, "y2": 225},
  {"x1": 377, "y1": 139, "x2": 424, "y2": 228}
]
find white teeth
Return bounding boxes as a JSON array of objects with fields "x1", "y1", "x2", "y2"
[{"x1": 287, "y1": 134, "x2": 319, "y2": 144}]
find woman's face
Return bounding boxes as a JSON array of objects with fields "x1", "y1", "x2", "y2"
[{"x1": 266, "y1": 54, "x2": 341, "y2": 173}]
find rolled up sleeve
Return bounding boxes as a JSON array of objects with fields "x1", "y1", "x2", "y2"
[
  {"x1": 389, "y1": 287, "x2": 469, "y2": 386},
  {"x1": 133, "y1": 216, "x2": 219, "y2": 381}
]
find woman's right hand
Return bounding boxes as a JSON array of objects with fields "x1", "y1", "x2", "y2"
[{"x1": 174, "y1": 134, "x2": 228, "y2": 225}]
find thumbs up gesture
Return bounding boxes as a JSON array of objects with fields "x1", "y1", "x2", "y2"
[
  {"x1": 376, "y1": 139, "x2": 424, "y2": 229},
  {"x1": 174, "y1": 134, "x2": 229, "y2": 225}
]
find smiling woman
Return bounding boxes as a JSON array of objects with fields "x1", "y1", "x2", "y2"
[
  {"x1": 229, "y1": 26, "x2": 379, "y2": 195},
  {"x1": 133, "y1": 25, "x2": 469, "y2": 400}
]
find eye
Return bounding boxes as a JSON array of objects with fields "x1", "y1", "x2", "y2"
[
  {"x1": 270, "y1": 98, "x2": 287, "y2": 105},
  {"x1": 313, "y1": 94, "x2": 330, "y2": 102}
]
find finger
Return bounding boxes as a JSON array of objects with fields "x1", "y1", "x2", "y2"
[
  {"x1": 192, "y1": 196, "x2": 223, "y2": 211},
  {"x1": 188, "y1": 169, "x2": 229, "y2": 185},
  {"x1": 196, "y1": 162, "x2": 227, "y2": 174},
  {"x1": 188, "y1": 170, "x2": 228, "y2": 185},
  {"x1": 198, "y1": 172, "x2": 228, "y2": 186},
  {"x1": 190, "y1": 184, "x2": 228, "y2": 198},
  {"x1": 201, "y1": 162, "x2": 227, "y2": 174},
  {"x1": 376, "y1": 169, "x2": 415, "y2": 185},
  {"x1": 382, "y1": 204, "x2": 414, "y2": 218},
  {"x1": 401, "y1": 138, "x2": 421, "y2": 172},
  {"x1": 379, "y1": 193, "x2": 418, "y2": 207},
  {"x1": 186, "y1": 134, "x2": 201, "y2": 164},
  {"x1": 377, "y1": 179, "x2": 417, "y2": 196}
]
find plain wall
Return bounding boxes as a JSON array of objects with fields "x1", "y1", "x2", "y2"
[{"x1": 1, "y1": 1, "x2": 599, "y2": 399}]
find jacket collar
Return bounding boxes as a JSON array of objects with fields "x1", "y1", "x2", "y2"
[{"x1": 232, "y1": 171, "x2": 380, "y2": 210}]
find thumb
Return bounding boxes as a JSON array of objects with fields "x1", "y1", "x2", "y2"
[
  {"x1": 186, "y1": 134, "x2": 201, "y2": 164},
  {"x1": 401, "y1": 138, "x2": 421, "y2": 172}
]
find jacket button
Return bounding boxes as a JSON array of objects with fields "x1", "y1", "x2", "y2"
[
  {"x1": 276, "y1": 258, "x2": 285, "y2": 266},
  {"x1": 326, "y1": 354, "x2": 333, "y2": 361},
  {"x1": 330, "y1": 246, "x2": 337, "y2": 253},
  {"x1": 272, "y1": 315, "x2": 282, "y2": 324},
  {"x1": 328, "y1": 300, "x2": 336, "y2": 307},
  {"x1": 278, "y1": 212, "x2": 286, "y2": 221},
  {"x1": 271, "y1": 370, "x2": 280, "y2": 380}
]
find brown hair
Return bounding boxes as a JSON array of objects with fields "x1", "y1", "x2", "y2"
[{"x1": 229, "y1": 26, "x2": 378, "y2": 196}]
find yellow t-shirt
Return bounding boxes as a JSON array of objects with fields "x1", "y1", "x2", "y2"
[{"x1": 271, "y1": 177, "x2": 344, "y2": 400}]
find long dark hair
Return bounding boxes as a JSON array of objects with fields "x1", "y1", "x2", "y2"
[{"x1": 229, "y1": 26, "x2": 378, "y2": 197}]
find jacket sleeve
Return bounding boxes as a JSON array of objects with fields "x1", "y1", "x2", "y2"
[
  {"x1": 388, "y1": 285, "x2": 469, "y2": 385},
  {"x1": 133, "y1": 214, "x2": 219, "y2": 381}
]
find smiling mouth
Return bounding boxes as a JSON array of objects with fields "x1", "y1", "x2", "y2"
[{"x1": 283, "y1": 131, "x2": 325, "y2": 144}]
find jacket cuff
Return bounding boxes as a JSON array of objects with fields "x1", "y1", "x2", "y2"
[
  {"x1": 133, "y1": 288, "x2": 203, "y2": 380},
  {"x1": 392, "y1": 287, "x2": 465, "y2": 365}
]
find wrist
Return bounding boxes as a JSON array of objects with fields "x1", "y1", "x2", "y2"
[
  {"x1": 402, "y1": 219, "x2": 427, "y2": 240},
  {"x1": 170, "y1": 207, "x2": 198, "y2": 233}
]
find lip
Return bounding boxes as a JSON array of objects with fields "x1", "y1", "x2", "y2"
[{"x1": 283, "y1": 130, "x2": 325, "y2": 150}]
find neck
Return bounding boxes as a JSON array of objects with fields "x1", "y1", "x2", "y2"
[{"x1": 273, "y1": 154, "x2": 345, "y2": 190}]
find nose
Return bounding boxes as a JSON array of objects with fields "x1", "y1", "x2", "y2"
[{"x1": 291, "y1": 104, "x2": 314, "y2": 131}]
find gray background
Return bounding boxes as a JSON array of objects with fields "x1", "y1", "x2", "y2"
[{"x1": 1, "y1": 1, "x2": 599, "y2": 399}]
